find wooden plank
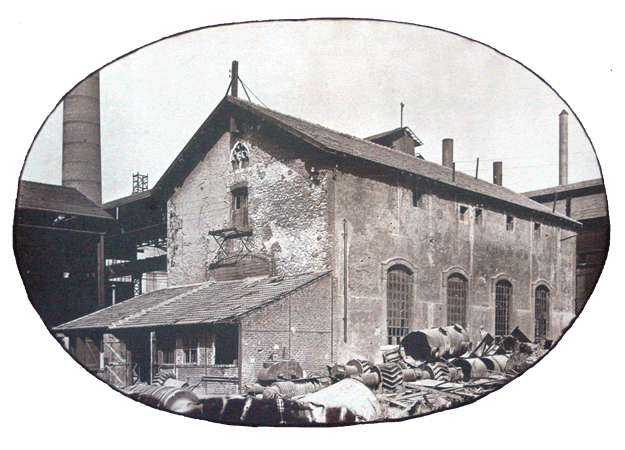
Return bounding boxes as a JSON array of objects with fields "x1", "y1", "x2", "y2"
[{"x1": 405, "y1": 383, "x2": 467, "y2": 401}]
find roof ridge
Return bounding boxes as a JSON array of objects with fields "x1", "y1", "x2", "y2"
[
  {"x1": 109, "y1": 282, "x2": 212, "y2": 328},
  {"x1": 229, "y1": 96, "x2": 411, "y2": 156}
]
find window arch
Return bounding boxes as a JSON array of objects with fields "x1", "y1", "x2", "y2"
[
  {"x1": 535, "y1": 285, "x2": 550, "y2": 339},
  {"x1": 387, "y1": 265, "x2": 413, "y2": 345},
  {"x1": 495, "y1": 280, "x2": 513, "y2": 336},
  {"x1": 447, "y1": 273, "x2": 468, "y2": 328}
]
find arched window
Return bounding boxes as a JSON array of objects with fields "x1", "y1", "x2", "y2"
[
  {"x1": 447, "y1": 274, "x2": 468, "y2": 328},
  {"x1": 495, "y1": 280, "x2": 513, "y2": 336},
  {"x1": 535, "y1": 285, "x2": 550, "y2": 339},
  {"x1": 230, "y1": 141, "x2": 250, "y2": 170},
  {"x1": 387, "y1": 265, "x2": 413, "y2": 345}
]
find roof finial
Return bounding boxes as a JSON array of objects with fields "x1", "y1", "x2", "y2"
[{"x1": 400, "y1": 102, "x2": 405, "y2": 128}]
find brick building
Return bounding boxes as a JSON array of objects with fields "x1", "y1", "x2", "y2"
[{"x1": 54, "y1": 91, "x2": 581, "y2": 393}]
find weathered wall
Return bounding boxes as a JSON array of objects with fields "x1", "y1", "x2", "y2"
[
  {"x1": 239, "y1": 275, "x2": 332, "y2": 387},
  {"x1": 333, "y1": 168, "x2": 577, "y2": 361},
  {"x1": 167, "y1": 119, "x2": 332, "y2": 285}
]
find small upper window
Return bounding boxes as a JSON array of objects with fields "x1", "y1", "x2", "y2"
[
  {"x1": 459, "y1": 205, "x2": 469, "y2": 222},
  {"x1": 231, "y1": 187, "x2": 249, "y2": 230},
  {"x1": 506, "y1": 215, "x2": 514, "y2": 231},
  {"x1": 475, "y1": 208, "x2": 483, "y2": 226},
  {"x1": 534, "y1": 222, "x2": 541, "y2": 236},
  {"x1": 412, "y1": 188, "x2": 422, "y2": 207}
]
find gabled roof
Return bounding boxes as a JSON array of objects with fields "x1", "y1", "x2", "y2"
[
  {"x1": 155, "y1": 96, "x2": 580, "y2": 228},
  {"x1": 54, "y1": 272, "x2": 329, "y2": 331},
  {"x1": 17, "y1": 180, "x2": 114, "y2": 220}
]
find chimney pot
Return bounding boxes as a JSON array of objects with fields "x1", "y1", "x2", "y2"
[
  {"x1": 493, "y1": 161, "x2": 503, "y2": 186},
  {"x1": 442, "y1": 139, "x2": 454, "y2": 168}
]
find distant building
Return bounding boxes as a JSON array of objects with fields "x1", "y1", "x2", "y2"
[
  {"x1": 14, "y1": 181, "x2": 115, "y2": 327},
  {"x1": 524, "y1": 178, "x2": 609, "y2": 314}
]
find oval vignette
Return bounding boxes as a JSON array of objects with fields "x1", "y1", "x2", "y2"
[{"x1": 13, "y1": 18, "x2": 609, "y2": 427}]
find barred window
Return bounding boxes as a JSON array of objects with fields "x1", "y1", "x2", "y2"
[
  {"x1": 495, "y1": 280, "x2": 513, "y2": 336},
  {"x1": 447, "y1": 274, "x2": 468, "y2": 328},
  {"x1": 387, "y1": 265, "x2": 413, "y2": 345},
  {"x1": 535, "y1": 286, "x2": 550, "y2": 339}
]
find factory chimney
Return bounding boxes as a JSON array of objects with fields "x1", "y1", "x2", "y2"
[
  {"x1": 442, "y1": 139, "x2": 454, "y2": 168},
  {"x1": 62, "y1": 72, "x2": 102, "y2": 205},
  {"x1": 493, "y1": 161, "x2": 503, "y2": 186},
  {"x1": 559, "y1": 110, "x2": 568, "y2": 185}
]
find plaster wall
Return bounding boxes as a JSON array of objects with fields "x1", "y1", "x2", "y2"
[{"x1": 332, "y1": 169, "x2": 577, "y2": 361}]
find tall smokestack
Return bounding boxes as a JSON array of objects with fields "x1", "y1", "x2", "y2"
[
  {"x1": 62, "y1": 72, "x2": 102, "y2": 205},
  {"x1": 559, "y1": 110, "x2": 568, "y2": 185},
  {"x1": 442, "y1": 139, "x2": 454, "y2": 168},
  {"x1": 493, "y1": 161, "x2": 503, "y2": 186}
]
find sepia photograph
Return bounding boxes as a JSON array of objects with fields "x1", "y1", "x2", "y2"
[{"x1": 4, "y1": 2, "x2": 622, "y2": 445}]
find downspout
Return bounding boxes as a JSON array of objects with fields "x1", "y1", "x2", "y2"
[
  {"x1": 343, "y1": 219, "x2": 348, "y2": 343},
  {"x1": 237, "y1": 321, "x2": 243, "y2": 393}
]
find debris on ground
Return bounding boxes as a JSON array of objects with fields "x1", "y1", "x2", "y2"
[{"x1": 122, "y1": 325, "x2": 549, "y2": 425}]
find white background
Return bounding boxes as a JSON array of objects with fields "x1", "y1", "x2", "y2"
[{"x1": 2, "y1": 1, "x2": 622, "y2": 448}]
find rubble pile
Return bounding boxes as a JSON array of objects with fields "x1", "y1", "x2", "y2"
[{"x1": 122, "y1": 325, "x2": 549, "y2": 425}]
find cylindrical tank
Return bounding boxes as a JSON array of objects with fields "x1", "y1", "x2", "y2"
[
  {"x1": 453, "y1": 358, "x2": 489, "y2": 379},
  {"x1": 401, "y1": 324, "x2": 471, "y2": 361},
  {"x1": 264, "y1": 378, "x2": 330, "y2": 398},
  {"x1": 62, "y1": 72, "x2": 102, "y2": 204},
  {"x1": 123, "y1": 383, "x2": 199, "y2": 412}
]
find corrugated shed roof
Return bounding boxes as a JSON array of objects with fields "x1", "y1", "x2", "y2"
[
  {"x1": 17, "y1": 180, "x2": 114, "y2": 220},
  {"x1": 228, "y1": 97, "x2": 579, "y2": 227},
  {"x1": 54, "y1": 272, "x2": 329, "y2": 331}
]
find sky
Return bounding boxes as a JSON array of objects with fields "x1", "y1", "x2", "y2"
[{"x1": 21, "y1": 19, "x2": 601, "y2": 203}]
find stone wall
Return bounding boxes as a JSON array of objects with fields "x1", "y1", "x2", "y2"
[{"x1": 167, "y1": 118, "x2": 332, "y2": 285}]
